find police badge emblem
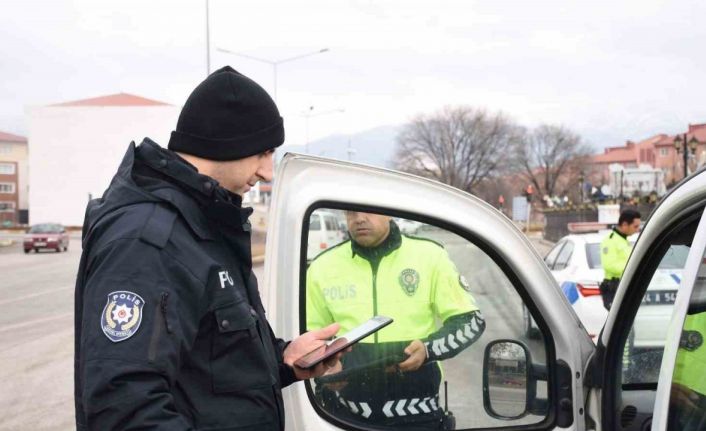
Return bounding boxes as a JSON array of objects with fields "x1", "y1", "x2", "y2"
[
  {"x1": 399, "y1": 269, "x2": 420, "y2": 296},
  {"x1": 101, "y1": 291, "x2": 145, "y2": 343}
]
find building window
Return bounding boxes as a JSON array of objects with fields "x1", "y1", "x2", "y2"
[
  {"x1": 0, "y1": 144, "x2": 11, "y2": 155},
  {"x1": 0, "y1": 182, "x2": 15, "y2": 193},
  {"x1": 660, "y1": 148, "x2": 669, "y2": 157},
  {"x1": 0, "y1": 163, "x2": 15, "y2": 175},
  {"x1": 0, "y1": 201, "x2": 15, "y2": 212}
]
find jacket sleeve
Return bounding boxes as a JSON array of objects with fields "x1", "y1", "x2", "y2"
[
  {"x1": 424, "y1": 248, "x2": 485, "y2": 361},
  {"x1": 423, "y1": 311, "x2": 485, "y2": 361},
  {"x1": 79, "y1": 238, "x2": 203, "y2": 430},
  {"x1": 271, "y1": 330, "x2": 298, "y2": 388}
]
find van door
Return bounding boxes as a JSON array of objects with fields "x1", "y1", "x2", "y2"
[
  {"x1": 652, "y1": 203, "x2": 706, "y2": 430},
  {"x1": 593, "y1": 169, "x2": 706, "y2": 431},
  {"x1": 264, "y1": 154, "x2": 594, "y2": 430}
]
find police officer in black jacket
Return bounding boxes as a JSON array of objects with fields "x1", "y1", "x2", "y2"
[{"x1": 74, "y1": 66, "x2": 341, "y2": 430}]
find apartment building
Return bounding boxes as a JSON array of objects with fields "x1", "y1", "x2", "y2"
[
  {"x1": 0, "y1": 131, "x2": 28, "y2": 225},
  {"x1": 27, "y1": 93, "x2": 180, "y2": 226}
]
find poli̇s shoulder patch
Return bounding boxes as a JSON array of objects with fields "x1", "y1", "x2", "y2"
[{"x1": 101, "y1": 291, "x2": 145, "y2": 343}]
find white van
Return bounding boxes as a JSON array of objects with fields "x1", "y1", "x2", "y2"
[
  {"x1": 307, "y1": 210, "x2": 346, "y2": 261},
  {"x1": 262, "y1": 155, "x2": 706, "y2": 431}
]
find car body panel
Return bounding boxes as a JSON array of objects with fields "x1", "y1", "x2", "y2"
[
  {"x1": 265, "y1": 154, "x2": 594, "y2": 430},
  {"x1": 264, "y1": 154, "x2": 706, "y2": 431}
]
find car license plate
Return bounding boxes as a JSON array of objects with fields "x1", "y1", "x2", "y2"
[
  {"x1": 641, "y1": 290, "x2": 677, "y2": 305},
  {"x1": 35, "y1": 242, "x2": 46, "y2": 247}
]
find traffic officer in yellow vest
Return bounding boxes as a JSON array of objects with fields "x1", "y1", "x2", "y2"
[
  {"x1": 669, "y1": 307, "x2": 706, "y2": 430},
  {"x1": 599, "y1": 209, "x2": 641, "y2": 309},
  {"x1": 307, "y1": 211, "x2": 486, "y2": 430}
]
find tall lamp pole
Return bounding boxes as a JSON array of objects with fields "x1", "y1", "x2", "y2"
[
  {"x1": 674, "y1": 133, "x2": 700, "y2": 179},
  {"x1": 205, "y1": 0, "x2": 211, "y2": 76},
  {"x1": 216, "y1": 48, "x2": 329, "y2": 103}
]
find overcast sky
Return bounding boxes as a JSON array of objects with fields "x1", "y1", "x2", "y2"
[{"x1": 2, "y1": 0, "x2": 705, "y2": 150}]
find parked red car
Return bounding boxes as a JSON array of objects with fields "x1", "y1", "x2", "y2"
[{"x1": 23, "y1": 223, "x2": 69, "y2": 253}]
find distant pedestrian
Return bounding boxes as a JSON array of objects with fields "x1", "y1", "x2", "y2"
[{"x1": 599, "y1": 209, "x2": 641, "y2": 309}]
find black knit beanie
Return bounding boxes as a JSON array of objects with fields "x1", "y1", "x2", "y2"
[{"x1": 167, "y1": 66, "x2": 284, "y2": 160}]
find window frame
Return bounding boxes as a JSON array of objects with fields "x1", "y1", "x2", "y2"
[
  {"x1": 543, "y1": 241, "x2": 566, "y2": 271},
  {"x1": 0, "y1": 162, "x2": 15, "y2": 175},
  {"x1": 553, "y1": 241, "x2": 575, "y2": 271},
  {"x1": 599, "y1": 205, "x2": 704, "y2": 429},
  {"x1": 299, "y1": 200, "x2": 561, "y2": 431},
  {"x1": 0, "y1": 182, "x2": 16, "y2": 193}
]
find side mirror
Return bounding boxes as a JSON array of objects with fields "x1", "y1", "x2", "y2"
[{"x1": 483, "y1": 340, "x2": 531, "y2": 419}]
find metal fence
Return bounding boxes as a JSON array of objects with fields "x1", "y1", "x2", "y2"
[{"x1": 543, "y1": 203, "x2": 656, "y2": 242}]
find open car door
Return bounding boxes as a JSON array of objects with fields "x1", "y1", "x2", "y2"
[
  {"x1": 591, "y1": 167, "x2": 706, "y2": 431},
  {"x1": 264, "y1": 154, "x2": 595, "y2": 430}
]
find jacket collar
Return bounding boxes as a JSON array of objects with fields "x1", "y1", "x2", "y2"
[
  {"x1": 611, "y1": 227, "x2": 628, "y2": 240},
  {"x1": 351, "y1": 220, "x2": 402, "y2": 262},
  {"x1": 131, "y1": 138, "x2": 253, "y2": 240}
]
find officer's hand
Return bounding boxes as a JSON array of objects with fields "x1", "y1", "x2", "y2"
[
  {"x1": 398, "y1": 340, "x2": 427, "y2": 372},
  {"x1": 670, "y1": 383, "x2": 700, "y2": 414},
  {"x1": 284, "y1": 323, "x2": 344, "y2": 380}
]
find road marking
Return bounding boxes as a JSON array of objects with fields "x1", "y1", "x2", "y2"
[
  {"x1": 0, "y1": 312, "x2": 72, "y2": 333},
  {"x1": 0, "y1": 286, "x2": 73, "y2": 306}
]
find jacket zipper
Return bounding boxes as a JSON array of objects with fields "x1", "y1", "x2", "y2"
[{"x1": 148, "y1": 292, "x2": 171, "y2": 362}]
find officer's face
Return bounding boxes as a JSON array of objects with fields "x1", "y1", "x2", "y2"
[
  {"x1": 213, "y1": 150, "x2": 274, "y2": 196},
  {"x1": 621, "y1": 218, "x2": 641, "y2": 236},
  {"x1": 345, "y1": 211, "x2": 391, "y2": 248}
]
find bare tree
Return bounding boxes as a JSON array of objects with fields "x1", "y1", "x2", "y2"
[
  {"x1": 393, "y1": 106, "x2": 520, "y2": 193},
  {"x1": 514, "y1": 125, "x2": 593, "y2": 201}
]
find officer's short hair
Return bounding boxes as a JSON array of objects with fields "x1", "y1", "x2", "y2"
[{"x1": 619, "y1": 209, "x2": 641, "y2": 226}]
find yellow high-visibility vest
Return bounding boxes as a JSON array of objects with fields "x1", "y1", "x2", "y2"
[{"x1": 306, "y1": 236, "x2": 478, "y2": 343}]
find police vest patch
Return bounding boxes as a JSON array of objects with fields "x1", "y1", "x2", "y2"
[
  {"x1": 101, "y1": 291, "x2": 145, "y2": 343},
  {"x1": 399, "y1": 268, "x2": 420, "y2": 296}
]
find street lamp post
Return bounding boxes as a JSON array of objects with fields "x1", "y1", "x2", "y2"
[
  {"x1": 216, "y1": 48, "x2": 329, "y2": 103},
  {"x1": 578, "y1": 171, "x2": 585, "y2": 203},
  {"x1": 674, "y1": 133, "x2": 700, "y2": 179}
]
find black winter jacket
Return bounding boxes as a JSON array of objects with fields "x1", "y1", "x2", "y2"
[{"x1": 74, "y1": 138, "x2": 296, "y2": 430}]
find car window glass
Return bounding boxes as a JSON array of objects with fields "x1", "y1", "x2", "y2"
[
  {"x1": 621, "y1": 221, "x2": 696, "y2": 387},
  {"x1": 544, "y1": 242, "x2": 564, "y2": 270},
  {"x1": 586, "y1": 243, "x2": 602, "y2": 269},
  {"x1": 668, "y1": 248, "x2": 706, "y2": 429},
  {"x1": 324, "y1": 216, "x2": 336, "y2": 231},
  {"x1": 304, "y1": 208, "x2": 550, "y2": 429},
  {"x1": 554, "y1": 241, "x2": 574, "y2": 271},
  {"x1": 309, "y1": 215, "x2": 321, "y2": 231}
]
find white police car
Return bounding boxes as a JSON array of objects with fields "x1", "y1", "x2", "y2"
[{"x1": 525, "y1": 232, "x2": 685, "y2": 345}]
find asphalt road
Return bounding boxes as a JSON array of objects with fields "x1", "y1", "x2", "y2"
[{"x1": 0, "y1": 233, "x2": 552, "y2": 430}]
